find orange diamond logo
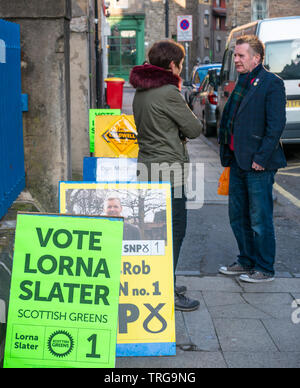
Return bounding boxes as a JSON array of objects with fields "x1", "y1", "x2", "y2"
[{"x1": 102, "y1": 115, "x2": 138, "y2": 155}]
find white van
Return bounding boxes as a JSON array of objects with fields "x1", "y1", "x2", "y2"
[{"x1": 217, "y1": 16, "x2": 300, "y2": 143}]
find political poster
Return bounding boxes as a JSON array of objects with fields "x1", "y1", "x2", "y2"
[
  {"x1": 94, "y1": 114, "x2": 139, "y2": 159},
  {"x1": 89, "y1": 109, "x2": 121, "y2": 153},
  {"x1": 59, "y1": 182, "x2": 176, "y2": 357},
  {"x1": 4, "y1": 213, "x2": 123, "y2": 368},
  {"x1": 83, "y1": 157, "x2": 138, "y2": 183}
]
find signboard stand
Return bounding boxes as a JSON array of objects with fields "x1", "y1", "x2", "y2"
[{"x1": 59, "y1": 182, "x2": 176, "y2": 357}]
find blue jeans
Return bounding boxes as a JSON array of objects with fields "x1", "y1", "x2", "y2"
[{"x1": 229, "y1": 158, "x2": 277, "y2": 275}]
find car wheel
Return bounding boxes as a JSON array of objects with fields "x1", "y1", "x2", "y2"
[{"x1": 203, "y1": 115, "x2": 215, "y2": 137}]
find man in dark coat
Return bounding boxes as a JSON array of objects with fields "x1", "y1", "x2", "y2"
[{"x1": 218, "y1": 35, "x2": 287, "y2": 283}]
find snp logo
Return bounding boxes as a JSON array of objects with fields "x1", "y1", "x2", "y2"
[
  {"x1": 291, "y1": 300, "x2": 300, "y2": 324},
  {"x1": 0, "y1": 39, "x2": 6, "y2": 64}
]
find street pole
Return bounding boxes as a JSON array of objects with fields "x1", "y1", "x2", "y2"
[
  {"x1": 185, "y1": 42, "x2": 189, "y2": 81},
  {"x1": 165, "y1": 0, "x2": 169, "y2": 38}
]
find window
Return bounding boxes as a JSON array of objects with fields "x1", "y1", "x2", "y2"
[
  {"x1": 264, "y1": 40, "x2": 300, "y2": 80},
  {"x1": 252, "y1": 0, "x2": 268, "y2": 21},
  {"x1": 204, "y1": 37, "x2": 210, "y2": 49},
  {"x1": 204, "y1": 14, "x2": 210, "y2": 26},
  {"x1": 216, "y1": 38, "x2": 221, "y2": 53},
  {"x1": 216, "y1": 0, "x2": 221, "y2": 7},
  {"x1": 216, "y1": 17, "x2": 221, "y2": 30}
]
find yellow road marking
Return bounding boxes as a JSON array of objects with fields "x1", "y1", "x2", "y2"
[
  {"x1": 277, "y1": 172, "x2": 300, "y2": 177},
  {"x1": 280, "y1": 164, "x2": 300, "y2": 172},
  {"x1": 274, "y1": 183, "x2": 300, "y2": 208}
]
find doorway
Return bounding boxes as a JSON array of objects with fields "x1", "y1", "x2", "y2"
[{"x1": 108, "y1": 15, "x2": 145, "y2": 81}]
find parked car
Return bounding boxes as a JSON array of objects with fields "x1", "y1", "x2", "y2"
[
  {"x1": 192, "y1": 68, "x2": 221, "y2": 137},
  {"x1": 183, "y1": 63, "x2": 222, "y2": 109},
  {"x1": 216, "y1": 16, "x2": 300, "y2": 143}
]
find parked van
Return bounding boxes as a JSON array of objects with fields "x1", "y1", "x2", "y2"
[{"x1": 217, "y1": 16, "x2": 300, "y2": 144}]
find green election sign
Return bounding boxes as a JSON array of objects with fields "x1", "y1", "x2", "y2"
[
  {"x1": 4, "y1": 213, "x2": 123, "y2": 368},
  {"x1": 89, "y1": 109, "x2": 121, "y2": 153}
]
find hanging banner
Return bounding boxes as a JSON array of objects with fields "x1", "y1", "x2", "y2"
[
  {"x1": 94, "y1": 114, "x2": 139, "y2": 158},
  {"x1": 4, "y1": 213, "x2": 123, "y2": 368},
  {"x1": 59, "y1": 182, "x2": 176, "y2": 357},
  {"x1": 89, "y1": 109, "x2": 121, "y2": 153}
]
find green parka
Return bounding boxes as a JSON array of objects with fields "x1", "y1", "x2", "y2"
[{"x1": 130, "y1": 64, "x2": 202, "y2": 187}]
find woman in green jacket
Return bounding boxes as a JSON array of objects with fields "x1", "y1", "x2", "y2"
[{"x1": 130, "y1": 40, "x2": 202, "y2": 312}]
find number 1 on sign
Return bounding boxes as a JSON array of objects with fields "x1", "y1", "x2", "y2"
[{"x1": 86, "y1": 334, "x2": 101, "y2": 359}]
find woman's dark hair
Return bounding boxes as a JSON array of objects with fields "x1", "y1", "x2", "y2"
[{"x1": 148, "y1": 40, "x2": 185, "y2": 70}]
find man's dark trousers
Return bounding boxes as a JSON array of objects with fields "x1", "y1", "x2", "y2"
[
  {"x1": 172, "y1": 186, "x2": 187, "y2": 280},
  {"x1": 229, "y1": 157, "x2": 277, "y2": 275}
]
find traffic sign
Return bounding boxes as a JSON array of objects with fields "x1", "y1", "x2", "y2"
[{"x1": 177, "y1": 15, "x2": 193, "y2": 42}]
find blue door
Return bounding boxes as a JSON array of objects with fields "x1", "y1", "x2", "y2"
[{"x1": 0, "y1": 19, "x2": 25, "y2": 220}]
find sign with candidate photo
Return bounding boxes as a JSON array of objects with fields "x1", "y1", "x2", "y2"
[{"x1": 59, "y1": 182, "x2": 176, "y2": 357}]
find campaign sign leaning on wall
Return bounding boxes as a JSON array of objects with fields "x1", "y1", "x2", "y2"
[
  {"x1": 4, "y1": 213, "x2": 123, "y2": 368},
  {"x1": 89, "y1": 109, "x2": 121, "y2": 153},
  {"x1": 59, "y1": 182, "x2": 176, "y2": 357}
]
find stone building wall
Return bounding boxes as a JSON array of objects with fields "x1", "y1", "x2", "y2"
[
  {"x1": 110, "y1": 0, "x2": 198, "y2": 76},
  {"x1": 227, "y1": 0, "x2": 300, "y2": 29},
  {"x1": 0, "y1": 0, "x2": 72, "y2": 212}
]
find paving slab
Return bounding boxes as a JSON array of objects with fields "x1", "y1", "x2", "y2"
[
  {"x1": 175, "y1": 311, "x2": 190, "y2": 346},
  {"x1": 208, "y1": 303, "x2": 273, "y2": 320},
  {"x1": 202, "y1": 291, "x2": 245, "y2": 307},
  {"x1": 238, "y1": 278, "x2": 300, "y2": 293},
  {"x1": 213, "y1": 318, "x2": 278, "y2": 352},
  {"x1": 242, "y1": 292, "x2": 294, "y2": 305},
  {"x1": 181, "y1": 292, "x2": 220, "y2": 352},
  {"x1": 223, "y1": 351, "x2": 300, "y2": 369},
  {"x1": 116, "y1": 349, "x2": 227, "y2": 368},
  {"x1": 262, "y1": 319, "x2": 300, "y2": 352},
  {"x1": 177, "y1": 276, "x2": 243, "y2": 292}
]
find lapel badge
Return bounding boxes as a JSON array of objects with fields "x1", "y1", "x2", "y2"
[{"x1": 253, "y1": 78, "x2": 259, "y2": 86}]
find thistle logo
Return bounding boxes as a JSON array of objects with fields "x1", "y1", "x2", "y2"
[
  {"x1": 102, "y1": 115, "x2": 138, "y2": 155},
  {"x1": 47, "y1": 330, "x2": 74, "y2": 358}
]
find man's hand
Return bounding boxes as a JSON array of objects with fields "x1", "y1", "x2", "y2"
[{"x1": 252, "y1": 161, "x2": 265, "y2": 171}]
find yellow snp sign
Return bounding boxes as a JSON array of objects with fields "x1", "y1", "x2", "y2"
[
  {"x1": 59, "y1": 182, "x2": 176, "y2": 357},
  {"x1": 94, "y1": 114, "x2": 139, "y2": 158}
]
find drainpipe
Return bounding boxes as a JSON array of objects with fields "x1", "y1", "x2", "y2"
[
  {"x1": 95, "y1": 0, "x2": 102, "y2": 108},
  {"x1": 164, "y1": 0, "x2": 169, "y2": 38}
]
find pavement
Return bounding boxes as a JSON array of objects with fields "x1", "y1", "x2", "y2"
[{"x1": 1, "y1": 87, "x2": 300, "y2": 368}]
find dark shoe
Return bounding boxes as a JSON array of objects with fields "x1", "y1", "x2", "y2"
[
  {"x1": 239, "y1": 271, "x2": 275, "y2": 283},
  {"x1": 175, "y1": 292, "x2": 200, "y2": 312},
  {"x1": 219, "y1": 262, "x2": 252, "y2": 276},
  {"x1": 175, "y1": 285, "x2": 187, "y2": 295}
]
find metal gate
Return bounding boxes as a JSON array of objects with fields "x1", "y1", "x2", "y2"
[{"x1": 0, "y1": 19, "x2": 25, "y2": 220}]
